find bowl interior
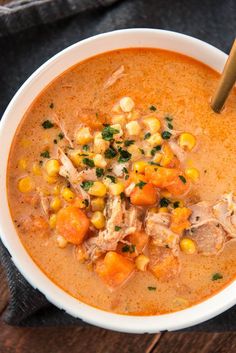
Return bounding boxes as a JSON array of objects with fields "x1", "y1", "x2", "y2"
[{"x1": 0, "y1": 28, "x2": 235, "y2": 333}]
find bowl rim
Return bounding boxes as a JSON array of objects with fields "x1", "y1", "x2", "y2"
[{"x1": 0, "y1": 28, "x2": 235, "y2": 333}]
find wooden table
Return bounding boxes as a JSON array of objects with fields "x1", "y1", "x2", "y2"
[{"x1": 0, "y1": 264, "x2": 236, "y2": 353}]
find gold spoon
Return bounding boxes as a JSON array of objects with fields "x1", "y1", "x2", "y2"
[{"x1": 211, "y1": 39, "x2": 236, "y2": 113}]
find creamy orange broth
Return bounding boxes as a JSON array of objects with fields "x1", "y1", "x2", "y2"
[{"x1": 7, "y1": 49, "x2": 236, "y2": 315}]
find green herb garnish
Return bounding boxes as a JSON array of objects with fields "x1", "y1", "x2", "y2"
[
  {"x1": 148, "y1": 286, "x2": 156, "y2": 291},
  {"x1": 115, "y1": 226, "x2": 121, "y2": 232},
  {"x1": 81, "y1": 181, "x2": 94, "y2": 191},
  {"x1": 144, "y1": 132, "x2": 151, "y2": 140},
  {"x1": 82, "y1": 145, "x2": 89, "y2": 151},
  {"x1": 160, "y1": 197, "x2": 170, "y2": 207},
  {"x1": 122, "y1": 167, "x2": 128, "y2": 174},
  {"x1": 167, "y1": 123, "x2": 173, "y2": 130},
  {"x1": 161, "y1": 131, "x2": 172, "y2": 139},
  {"x1": 42, "y1": 120, "x2": 54, "y2": 129},
  {"x1": 149, "y1": 161, "x2": 160, "y2": 166},
  {"x1": 149, "y1": 105, "x2": 157, "y2": 111},
  {"x1": 124, "y1": 140, "x2": 135, "y2": 147},
  {"x1": 83, "y1": 158, "x2": 95, "y2": 168},
  {"x1": 118, "y1": 148, "x2": 131, "y2": 163},
  {"x1": 179, "y1": 175, "x2": 187, "y2": 184},
  {"x1": 102, "y1": 125, "x2": 119, "y2": 141},
  {"x1": 58, "y1": 132, "x2": 64, "y2": 140},
  {"x1": 122, "y1": 244, "x2": 135, "y2": 253},
  {"x1": 104, "y1": 146, "x2": 117, "y2": 159},
  {"x1": 135, "y1": 181, "x2": 147, "y2": 189},
  {"x1": 139, "y1": 148, "x2": 145, "y2": 155},
  {"x1": 150, "y1": 145, "x2": 161, "y2": 156},
  {"x1": 165, "y1": 116, "x2": 173, "y2": 122},
  {"x1": 83, "y1": 199, "x2": 89, "y2": 207},
  {"x1": 212, "y1": 273, "x2": 223, "y2": 281},
  {"x1": 106, "y1": 175, "x2": 116, "y2": 183},
  {"x1": 173, "y1": 201, "x2": 180, "y2": 209},
  {"x1": 40, "y1": 150, "x2": 50, "y2": 158},
  {"x1": 96, "y1": 168, "x2": 104, "y2": 178}
]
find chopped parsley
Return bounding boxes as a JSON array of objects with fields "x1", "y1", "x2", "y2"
[
  {"x1": 104, "y1": 146, "x2": 117, "y2": 159},
  {"x1": 102, "y1": 125, "x2": 119, "y2": 141},
  {"x1": 179, "y1": 175, "x2": 187, "y2": 184},
  {"x1": 40, "y1": 150, "x2": 50, "y2": 158},
  {"x1": 83, "y1": 199, "x2": 89, "y2": 207},
  {"x1": 161, "y1": 131, "x2": 172, "y2": 139},
  {"x1": 148, "y1": 286, "x2": 156, "y2": 291},
  {"x1": 150, "y1": 145, "x2": 161, "y2": 156},
  {"x1": 118, "y1": 148, "x2": 131, "y2": 163},
  {"x1": 96, "y1": 168, "x2": 104, "y2": 178},
  {"x1": 82, "y1": 145, "x2": 89, "y2": 151},
  {"x1": 81, "y1": 181, "x2": 94, "y2": 191},
  {"x1": 106, "y1": 175, "x2": 116, "y2": 183},
  {"x1": 149, "y1": 161, "x2": 160, "y2": 166},
  {"x1": 122, "y1": 244, "x2": 135, "y2": 253},
  {"x1": 167, "y1": 122, "x2": 173, "y2": 130},
  {"x1": 160, "y1": 197, "x2": 170, "y2": 207},
  {"x1": 49, "y1": 102, "x2": 54, "y2": 109},
  {"x1": 82, "y1": 158, "x2": 95, "y2": 168},
  {"x1": 42, "y1": 120, "x2": 54, "y2": 129},
  {"x1": 144, "y1": 132, "x2": 151, "y2": 140},
  {"x1": 139, "y1": 148, "x2": 145, "y2": 155},
  {"x1": 135, "y1": 181, "x2": 147, "y2": 189},
  {"x1": 212, "y1": 273, "x2": 223, "y2": 281},
  {"x1": 124, "y1": 139, "x2": 135, "y2": 147},
  {"x1": 165, "y1": 116, "x2": 173, "y2": 122},
  {"x1": 58, "y1": 132, "x2": 64, "y2": 140},
  {"x1": 149, "y1": 105, "x2": 157, "y2": 111},
  {"x1": 173, "y1": 201, "x2": 180, "y2": 209},
  {"x1": 122, "y1": 167, "x2": 128, "y2": 174},
  {"x1": 115, "y1": 226, "x2": 121, "y2": 232}
]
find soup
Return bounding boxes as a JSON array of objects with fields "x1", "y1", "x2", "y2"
[{"x1": 7, "y1": 48, "x2": 236, "y2": 315}]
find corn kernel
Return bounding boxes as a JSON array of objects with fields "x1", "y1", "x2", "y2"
[
  {"x1": 68, "y1": 150, "x2": 83, "y2": 167},
  {"x1": 75, "y1": 127, "x2": 93, "y2": 145},
  {"x1": 143, "y1": 117, "x2": 161, "y2": 133},
  {"x1": 91, "y1": 197, "x2": 105, "y2": 212},
  {"x1": 94, "y1": 132, "x2": 109, "y2": 154},
  {"x1": 111, "y1": 114, "x2": 126, "y2": 126},
  {"x1": 62, "y1": 187, "x2": 75, "y2": 202},
  {"x1": 147, "y1": 132, "x2": 163, "y2": 146},
  {"x1": 57, "y1": 235, "x2": 68, "y2": 248},
  {"x1": 127, "y1": 144, "x2": 142, "y2": 161},
  {"x1": 50, "y1": 197, "x2": 62, "y2": 212},
  {"x1": 53, "y1": 184, "x2": 61, "y2": 195},
  {"x1": 160, "y1": 191, "x2": 172, "y2": 198},
  {"x1": 45, "y1": 159, "x2": 60, "y2": 177},
  {"x1": 90, "y1": 211, "x2": 106, "y2": 229},
  {"x1": 93, "y1": 154, "x2": 107, "y2": 168},
  {"x1": 18, "y1": 159, "x2": 27, "y2": 170},
  {"x1": 18, "y1": 176, "x2": 34, "y2": 193},
  {"x1": 185, "y1": 167, "x2": 200, "y2": 182},
  {"x1": 88, "y1": 181, "x2": 107, "y2": 197},
  {"x1": 126, "y1": 121, "x2": 141, "y2": 136},
  {"x1": 44, "y1": 174, "x2": 58, "y2": 184},
  {"x1": 112, "y1": 103, "x2": 122, "y2": 113},
  {"x1": 73, "y1": 197, "x2": 86, "y2": 208},
  {"x1": 103, "y1": 176, "x2": 113, "y2": 187},
  {"x1": 180, "y1": 238, "x2": 196, "y2": 254},
  {"x1": 135, "y1": 254, "x2": 150, "y2": 271},
  {"x1": 49, "y1": 214, "x2": 57, "y2": 228},
  {"x1": 119, "y1": 96, "x2": 135, "y2": 112},
  {"x1": 159, "y1": 207, "x2": 169, "y2": 213},
  {"x1": 32, "y1": 163, "x2": 42, "y2": 176},
  {"x1": 109, "y1": 182, "x2": 125, "y2": 196},
  {"x1": 133, "y1": 161, "x2": 148, "y2": 174},
  {"x1": 152, "y1": 153, "x2": 162, "y2": 164},
  {"x1": 179, "y1": 132, "x2": 196, "y2": 151}
]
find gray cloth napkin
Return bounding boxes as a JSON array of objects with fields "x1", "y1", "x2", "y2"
[{"x1": 0, "y1": 0, "x2": 236, "y2": 329}]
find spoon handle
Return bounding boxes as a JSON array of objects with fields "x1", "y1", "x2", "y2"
[{"x1": 211, "y1": 39, "x2": 236, "y2": 113}]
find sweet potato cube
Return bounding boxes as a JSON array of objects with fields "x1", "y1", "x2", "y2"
[{"x1": 96, "y1": 251, "x2": 135, "y2": 288}]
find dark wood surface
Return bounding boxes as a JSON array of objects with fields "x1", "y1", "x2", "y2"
[{"x1": 1, "y1": 264, "x2": 236, "y2": 353}]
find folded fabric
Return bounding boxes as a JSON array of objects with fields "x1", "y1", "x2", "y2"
[{"x1": 0, "y1": 0, "x2": 236, "y2": 329}]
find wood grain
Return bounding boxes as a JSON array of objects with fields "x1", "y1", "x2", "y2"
[
  {"x1": 152, "y1": 332, "x2": 236, "y2": 353},
  {"x1": 0, "y1": 264, "x2": 8, "y2": 314}
]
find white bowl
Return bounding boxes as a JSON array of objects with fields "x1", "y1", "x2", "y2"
[{"x1": 0, "y1": 29, "x2": 235, "y2": 333}]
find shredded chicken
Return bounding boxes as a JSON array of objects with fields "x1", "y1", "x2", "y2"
[
  {"x1": 145, "y1": 211, "x2": 180, "y2": 255},
  {"x1": 52, "y1": 113, "x2": 74, "y2": 147},
  {"x1": 213, "y1": 193, "x2": 236, "y2": 237},
  {"x1": 58, "y1": 147, "x2": 89, "y2": 200},
  {"x1": 112, "y1": 162, "x2": 129, "y2": 177},
  {"x1": 84, "y1": 196, "x2": 143, "y2": 260},
  {"x1": 168, "y1": 139, "x2": 186, "y2": 163},
  {"x1": 103, "y1": 65, "x2": 125, "y2": 89},
  {"x1": 38, "y1": 191, "x2": 50, "y2": 218},
  {"x1": 78, "y1": 168, "x2": 97, "y2": 181}
]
